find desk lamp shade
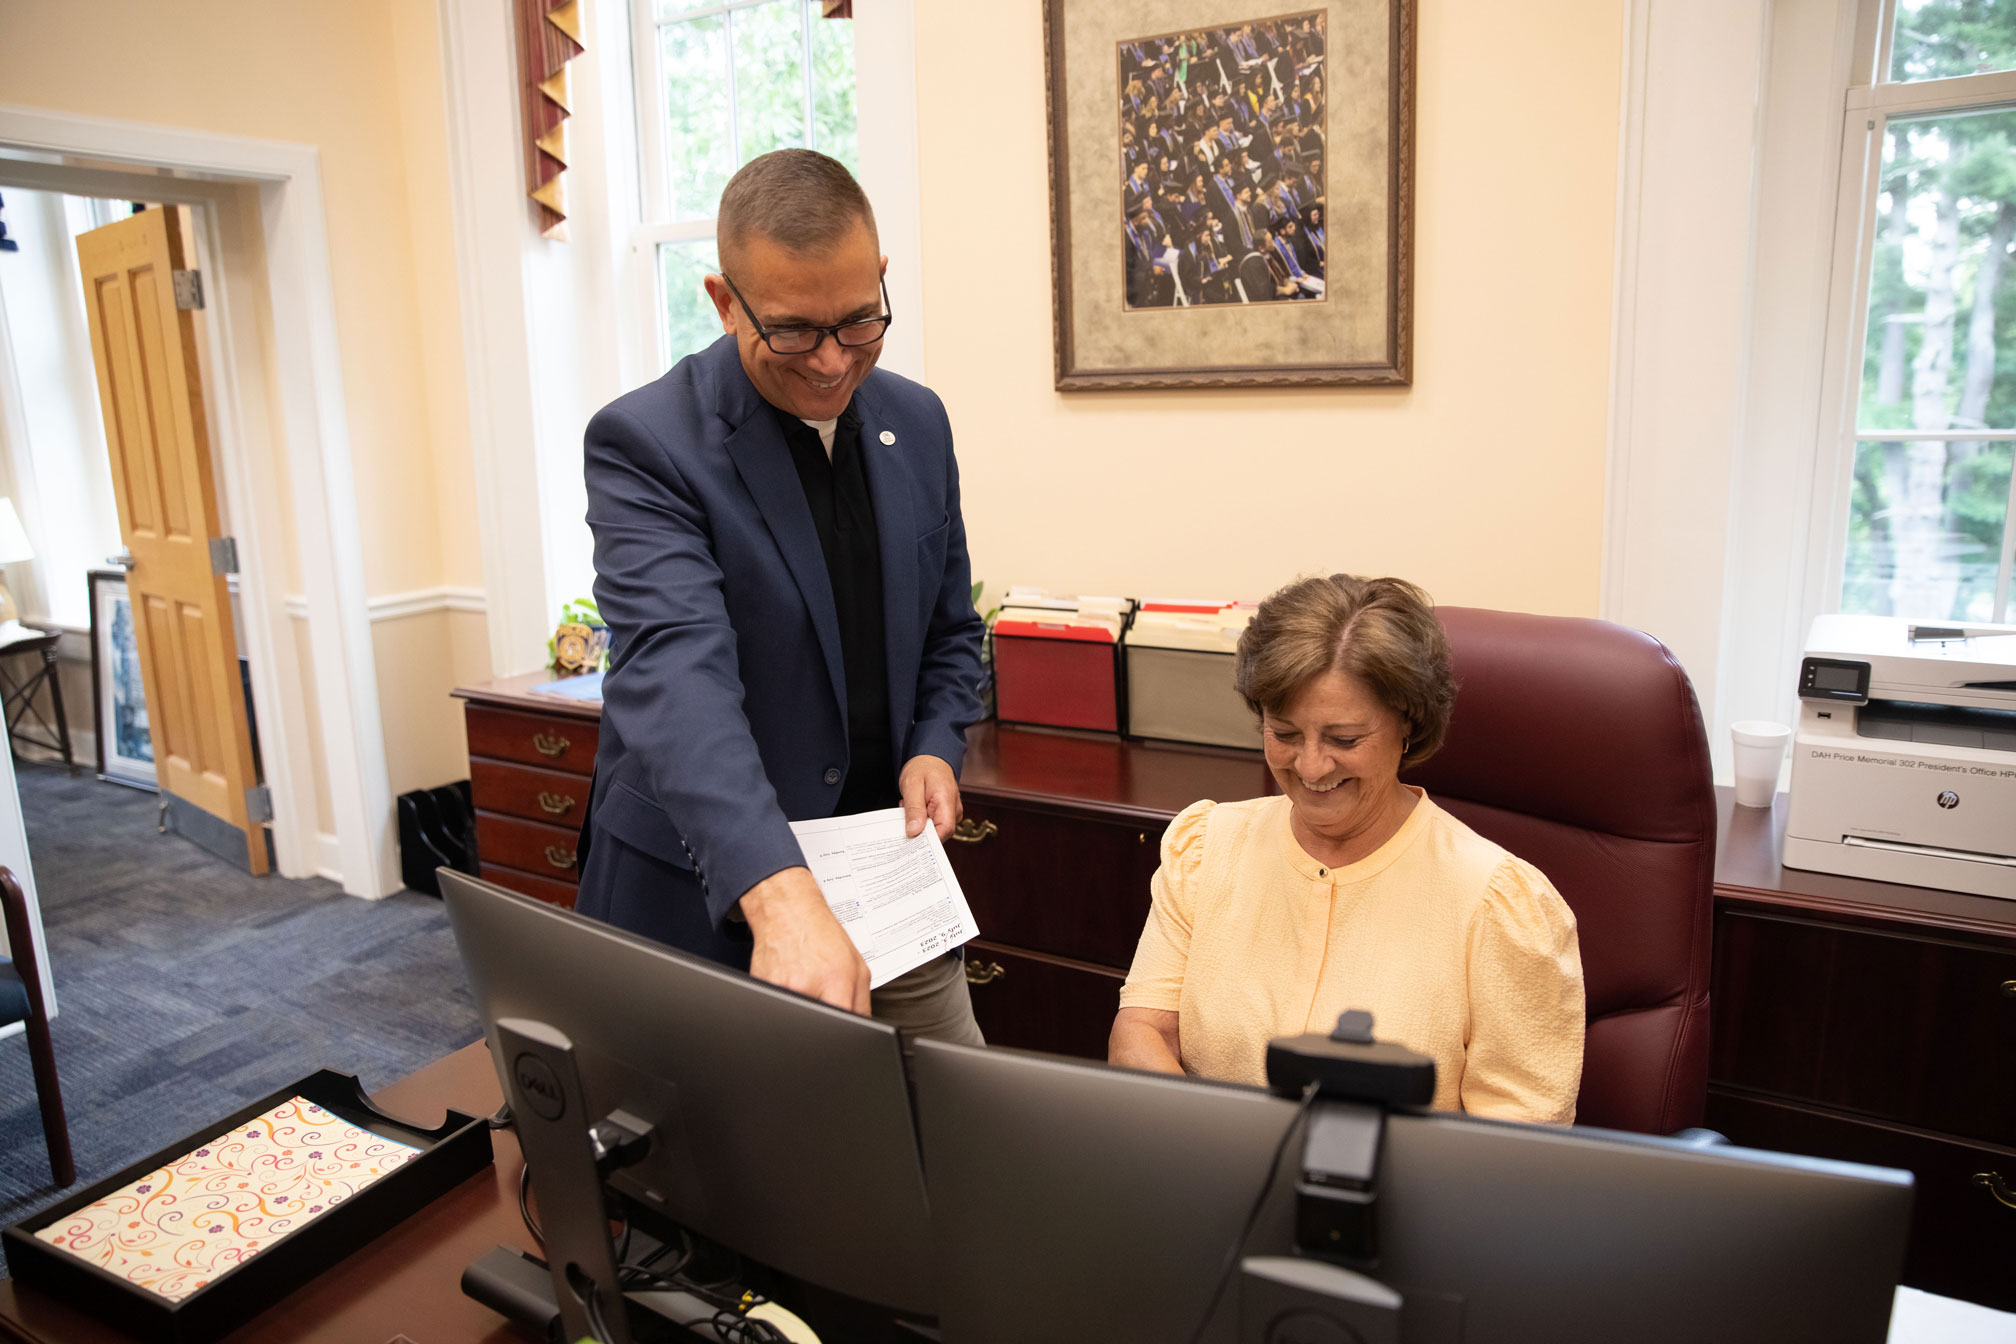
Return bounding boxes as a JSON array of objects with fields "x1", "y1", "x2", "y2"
[{"x1": 0, "y1": 498, "x2": 34, "y2": 627}]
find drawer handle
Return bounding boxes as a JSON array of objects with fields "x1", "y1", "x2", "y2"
[
  {"x1": 537, "y1": 791, "x2": 576, "y2": 815},
  {"x1": 532, "y1": 732, "x2": 571, "y2": 757},
  {"x1": 964, "y1": 959, "x2": 1006, "y2": 986},
  {"x1": 951, "y1": 818, "x2": 998, "y2": 845},
  {"x1": 543, "y1": 845, "x2": 578, "y2": 871},
  {"x1": 1976, "y1": 1172, "x2": 2016, "y2": 1211},
  {"x1": 2002, "y1": 980, "x2": 2016, "y2": 998}
]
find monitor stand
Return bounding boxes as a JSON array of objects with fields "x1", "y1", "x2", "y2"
[
  {"x1": 1243, "y1": 1013, "x2": 1465, "y2": 1344},
  {"x1": 485, "y1": 1017, "x2": 731, "y2": 1344},
  {"x1": 1240, "y1": 1255, "x2": 1402, "y2": 1344}
]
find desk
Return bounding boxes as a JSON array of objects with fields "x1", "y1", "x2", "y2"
[
  {"x1": 3, "y1": 1039, "x2": 2007, "y2": 1344},
  {"x1": 454, "y1": 687, "x2": 2016, "y2": 1306},
  {"x1": 1708, "y1": 789, "x2": 2016, "y2": 1310},
  {"x1": 0, "y1": 1041, "x2": 523, "y2": 1344},
  {"x1": 453, "y1": 673, "x2": 603, "y2": 908}
]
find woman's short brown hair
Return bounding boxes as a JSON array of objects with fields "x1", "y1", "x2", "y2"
[{"x1": 1233, "y1": 574, "x2": 1455, "y2": 768}]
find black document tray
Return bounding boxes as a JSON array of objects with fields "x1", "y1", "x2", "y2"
[{"x1": 2, "y1": 1068, "x2": 494, "y2": 1343}]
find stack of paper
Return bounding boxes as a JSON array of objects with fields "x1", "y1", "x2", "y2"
[{"x1": 995, "y1": 592, "x2": 1131, "y2": 642}]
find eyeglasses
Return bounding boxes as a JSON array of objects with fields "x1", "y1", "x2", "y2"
[{"x1": 719, "y1": 271, "x2": 894, "y2": 356}]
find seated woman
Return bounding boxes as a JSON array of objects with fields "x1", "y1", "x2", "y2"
[{"x1": 1110, "y1": 575, "x2": 1585, "y2": 1123}]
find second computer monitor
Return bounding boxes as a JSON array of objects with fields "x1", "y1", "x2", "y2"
[{"x1": 910, "y1": 1038, "x2": 1912, "y2": 1344}]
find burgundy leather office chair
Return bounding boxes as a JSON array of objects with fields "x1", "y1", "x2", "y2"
[{"x1": 1400, "y1": 607, "x2": 1715, "y2": 1134}]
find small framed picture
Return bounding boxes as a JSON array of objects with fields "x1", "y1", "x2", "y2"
[{"x1": 87, "y1": 568, "x2": 157, "y2": 791}]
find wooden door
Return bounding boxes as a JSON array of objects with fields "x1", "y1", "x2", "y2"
[{"x1": 75, "y1": 209, "x2": 267, "y2": 874}]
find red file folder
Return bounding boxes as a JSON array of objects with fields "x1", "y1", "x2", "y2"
[{"x1": 991, "y1": 600, "x2": 1132, "y2": 733}]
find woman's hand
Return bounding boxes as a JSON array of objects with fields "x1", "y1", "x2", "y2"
[{"x1": 1109, "y1": 1007, "x2": 1184, "y2": 1074}]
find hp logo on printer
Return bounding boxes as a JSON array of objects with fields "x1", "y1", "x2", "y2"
[{"x1": 1937, "y1": 791, "x2": 1960, "y2": 810}]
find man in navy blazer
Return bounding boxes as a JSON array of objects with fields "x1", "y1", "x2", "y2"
[{"x1": 577, "y1": 150, "x2": 986, "y2": 1040}]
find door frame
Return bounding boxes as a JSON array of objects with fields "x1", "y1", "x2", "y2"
[{"x1": 0, "y1": 104, "x2": 398, "y2": 898}]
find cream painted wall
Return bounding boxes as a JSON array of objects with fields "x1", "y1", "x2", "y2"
[
  {"x1": 372, "y1": 609, "x2": 483, "y2": 799},
  {"x1": 0, "y1": 0, "x2": 490, "y2": 826},
  {"x1": 915, "y1": 4, "x2": 1624, "y2": 614},
  {"x1": 392, "y1": 4, "x2": 487, "y2": 593},
  {"x1": 297, "y1": 607, "x2": 492, "y2": 835},
  {"x1": 0, "y1": 0, "x2": 467, "y2": 601}
]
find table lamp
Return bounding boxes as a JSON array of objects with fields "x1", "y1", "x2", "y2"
[{"x1": 0, "y1": 498, "x2": 37, "y2": 644}]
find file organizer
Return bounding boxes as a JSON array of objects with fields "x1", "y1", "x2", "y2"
[
  {"x1": 1123, "y1": 600, "x2": 1263, "y2": 749},
  {"x1": 3, "y1": 1070, "x2": 493, "y2": 1344},
  {"x1": 991, "y1": 593, "x2": 1134, "y2": 733}
]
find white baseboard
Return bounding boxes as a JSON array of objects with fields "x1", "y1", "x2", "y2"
[{"x1": 315, "y1": 831, "x2": 343, "y2": 884}]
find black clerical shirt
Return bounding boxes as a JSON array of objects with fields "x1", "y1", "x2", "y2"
[{"x1": 775, "y1": 403, "x2": 897, "y2": 814}]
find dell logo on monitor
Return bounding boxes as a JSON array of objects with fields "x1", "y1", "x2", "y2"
[
  {"x1": 1937, "y1": 791, "x2": 1960, "y2": 810},
  {"x1": 513, "y1": 1052, "x2": 566, "y2": 1121}
]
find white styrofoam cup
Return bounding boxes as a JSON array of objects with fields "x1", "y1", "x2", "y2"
[{"x1": 1731, "y1": 720, "x2": 1792, "y2": 808}]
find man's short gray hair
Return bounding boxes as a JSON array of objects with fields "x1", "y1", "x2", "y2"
[{"x1": 718, "y1": 149, "x2": 877, "y2": 271}]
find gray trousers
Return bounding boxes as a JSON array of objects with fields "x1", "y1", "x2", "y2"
[{"x1": 870, "y1": 950, "x2": 985, "y2": 1046}]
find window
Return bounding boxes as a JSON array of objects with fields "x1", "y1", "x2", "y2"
[
  {"x1": 1824, "y1": 0, "x2": 2016, "y2": 622},
  {"x1": 629, "y1": 0, "x2": 858, "y2": 370}
]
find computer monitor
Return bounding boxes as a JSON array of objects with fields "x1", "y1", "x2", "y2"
[
  {"x1": 910, "y1": 1038, "x2": 1913, "y2": 1344},
  {"x1": 440, "y1": 870, "x2": 935, "y2": 1318}
]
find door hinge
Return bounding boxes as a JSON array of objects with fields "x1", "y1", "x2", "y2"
[
  {"x1": 210, "y1": 536, "x2": 239, "y2": 576},
  {"x1": 246, "y1": 785, "x2": 273, "y2": 824},
  {"x1": 173, "y1": 268, "x2": 205, "y2": 310}
]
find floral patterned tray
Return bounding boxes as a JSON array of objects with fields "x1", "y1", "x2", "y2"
[{"x1": 2, "y1": 1070, "x2": 493, "y2": 1344}]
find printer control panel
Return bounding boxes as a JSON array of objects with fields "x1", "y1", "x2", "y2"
[{"x1": 1798, "y1": 657, "x2": 1871, "y2": 704}]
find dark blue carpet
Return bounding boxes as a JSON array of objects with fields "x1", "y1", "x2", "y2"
[{"x1": 0, "y1": 762, "x2": 482, "y2": 1258}]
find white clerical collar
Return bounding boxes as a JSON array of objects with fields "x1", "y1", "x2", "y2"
[{"x1": 800, "y1": 417, "x2": 838, "y2": 458}]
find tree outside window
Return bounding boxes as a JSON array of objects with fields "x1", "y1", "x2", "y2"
[
  {"x1": 633, "y1": 0, "x2": 858, "y2": 370},
  {"x1": 1840, "y1": 0, "x2": 2016, "y2": 622}
]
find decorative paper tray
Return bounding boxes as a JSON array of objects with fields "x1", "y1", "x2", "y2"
[{"x1": 2, "y1": 1069, "x2": 493, "y2": 1344}]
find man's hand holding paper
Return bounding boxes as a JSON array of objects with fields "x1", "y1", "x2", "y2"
[{"x1": 789, "y1": 808, "x2": 982, "y2": 989}]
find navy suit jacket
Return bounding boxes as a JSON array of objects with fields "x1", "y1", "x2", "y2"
[{"x1": 576, "y1": 335, "x2": 985, "y2": 955}]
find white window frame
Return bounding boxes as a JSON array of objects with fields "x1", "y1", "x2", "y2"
[
  {"x1": 625, "y1": 0, "x2": 859, "y2": 375},
  {"x1": 1806, "y1": 1, "x2": 2016, "y2": 625}
]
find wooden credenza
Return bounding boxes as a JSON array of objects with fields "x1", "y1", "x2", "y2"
[
  {"x1": 453, "y1": 673, "x2": 600, "y2": 907},
  {"x1": 940, "y1": 723, "x2": 1275, "y2": 1059},
  {"x1": 1706, "y1": 791, "x2": 2016, "y2": 1312},
  {"x1": 451, "y1": 684, "x2": 2016, "y2": 1308}
]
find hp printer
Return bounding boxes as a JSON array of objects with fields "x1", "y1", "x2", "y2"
[{"x1": 1784, "y1": 614, "x2": 2016, "y2": 900}]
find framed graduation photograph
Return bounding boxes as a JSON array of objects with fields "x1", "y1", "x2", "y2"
[
  {"x1": 1044, "y1": 0, "x2": 1414, "y2": 389},
  {"x1": 87, "y1": 567, "x2": 158, "y2": 790}
]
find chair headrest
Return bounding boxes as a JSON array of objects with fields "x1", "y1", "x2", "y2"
[{"x1": 1401, "y1": 607, "x2": 1713, "y2": 843}]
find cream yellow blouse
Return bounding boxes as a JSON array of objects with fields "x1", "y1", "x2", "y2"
[{"x1": 1118, "y1": 790, "x2": 1585, "y2": 1123}]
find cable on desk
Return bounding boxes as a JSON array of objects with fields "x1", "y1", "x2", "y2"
[{"x1": 517, "y1": 1163, "x2": 544, "y2": 1252}]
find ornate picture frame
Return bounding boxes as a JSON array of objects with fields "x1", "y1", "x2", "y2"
[{"x1": 1045, "y1": 0, "x2": 1415, "y2": 390}]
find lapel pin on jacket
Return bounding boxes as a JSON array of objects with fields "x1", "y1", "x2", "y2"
[{"x1": 880, "y1": 430, "x2": 896, "y2": 445}]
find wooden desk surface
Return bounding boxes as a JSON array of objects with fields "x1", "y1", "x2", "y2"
[
  {"x1": 1712, "y1": 787, "x2": 2016, "y2": 943},
  {"x1": 452, "y1": 670, "x2": 605, "y2": 724},
  {"x1": 0, "y1": 1041, "x2": 523, "y2": 1344}
]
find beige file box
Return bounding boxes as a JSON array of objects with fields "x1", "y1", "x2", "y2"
[{"x1": 1122, "y1": 606, "x2": 1261, "y2": 749}]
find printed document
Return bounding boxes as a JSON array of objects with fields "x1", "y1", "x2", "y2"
[{"x1": 788, "y1": 808, "x2": 981, "y2": 988}]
